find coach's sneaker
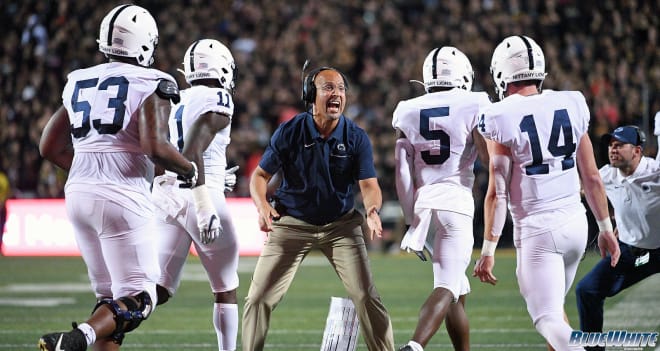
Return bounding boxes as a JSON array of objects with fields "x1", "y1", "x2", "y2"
[{"x1": 38, "y1": 327, "x2": 87, "y2": 351}]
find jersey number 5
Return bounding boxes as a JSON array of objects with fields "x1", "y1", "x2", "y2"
[
  {"x1": 519, "y1": 109, "x2": 576, "y2": 175},
  {"x1": 420, "y1": 107, "x2": 450, "y2": 165}
]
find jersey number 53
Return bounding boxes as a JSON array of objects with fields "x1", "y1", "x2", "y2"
[{"x1": 70, "y1": 77, "x2": 129, "y2": 138}]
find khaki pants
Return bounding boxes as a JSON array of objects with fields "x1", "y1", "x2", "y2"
[{"x1": 242, "y1": 210, "x2": 394, "y2": 351}]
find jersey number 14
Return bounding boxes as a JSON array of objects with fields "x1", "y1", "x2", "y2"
[{"x1": 519, "y1": 109, "x2": 576, "y2": 175}]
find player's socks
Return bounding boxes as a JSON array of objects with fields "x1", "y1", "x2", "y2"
[
  {"x1": 214, "y1": 303, "x2": 238, "y2": 351},
  {"x1": 406, "y1": 340, "x2": 424, "y2": 351},
  {"x1": 76, "y1": 323, "x2": 96, "y2": 346}
]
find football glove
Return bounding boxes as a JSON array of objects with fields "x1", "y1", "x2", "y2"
[
  {"x1": 178, "y1": 161, "x2": 198, "y2": 189},
  {"x1": 224, "y1": 165, "x2": 239, "y2": 192},
  {"x1": 192, "y1": 185, "x2": 223, "y2": 244}
]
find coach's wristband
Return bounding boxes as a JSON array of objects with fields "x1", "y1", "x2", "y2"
[
  {"x1": 481, "y1": 239, "x2": 498, "y2": 257},
  {"x1": 596, "y1": 217, "x2": 613, "y2": 233}
]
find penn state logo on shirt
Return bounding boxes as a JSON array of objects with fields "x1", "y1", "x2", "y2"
[{"x1": 331, "y1": 143, "x2": 349, "y2": 158}]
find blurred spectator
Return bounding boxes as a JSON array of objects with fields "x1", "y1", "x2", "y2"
[
  {"x1": 1, "y1": 1, "x2": 657, "y2": 238},
  {"x1": 0, "y1": 170, "x2": 9, "y2": 254}
]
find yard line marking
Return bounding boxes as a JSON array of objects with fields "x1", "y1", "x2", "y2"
[
  {"x1": 181, "y1": 256, "x2": 331, "y2": 280},
  {"x1": 0, "y1": 297, "x2": 75, "y2": 307},
  {"x1": 0, "y1": 283, "x2": 90, "y2": 293},
  {"x1": 0, "y1": 342, "x2": 550, "y2": 349}
]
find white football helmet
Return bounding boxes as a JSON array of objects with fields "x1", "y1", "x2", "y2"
[
  {"x1": 422, "y1": 46, "x2": 474, "y2": 92},
  {"x1": 180, "y1": 39, "x2": 236, "y2": 90},
  {"x1": 97, "y1": 4, "x2": 159, "y2": 67},
  {"x1": 490, "y1": 35, "x2": 547, "y2": 100}
]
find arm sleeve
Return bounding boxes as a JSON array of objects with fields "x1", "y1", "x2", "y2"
[
  {"x1": 395, "y1": 137, "x2": 415, "y2": 225},
  {"x1": 489, "y1": 154, "x2": 512, "y2": 237}
]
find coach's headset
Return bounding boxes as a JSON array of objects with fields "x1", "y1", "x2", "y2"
[
  {"x1": 628, "y1": 125, "x2": 647, "y2": 147},
  {"x1": 301, "y1": 60, "x2": 349, "y2": 108}
]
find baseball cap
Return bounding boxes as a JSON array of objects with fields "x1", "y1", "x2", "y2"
[{"x1": 601, "y1": 125, "x2": 645, "y2": 147}]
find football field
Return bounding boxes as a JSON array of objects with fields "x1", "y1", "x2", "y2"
[{"x1": 1, "y1": 249, "x2": 658, "y2": 350}]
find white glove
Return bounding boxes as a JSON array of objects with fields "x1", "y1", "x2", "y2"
[
  {"x1": 191, "y1": 185, "x2": 223, "y2": 244},
  {"x1": 224, "y1": 165, "x2": 239, "y2": 192}
]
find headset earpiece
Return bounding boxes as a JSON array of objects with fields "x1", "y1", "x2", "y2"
[
  {"x1": 301, "y1": 66, "x2": 349, "y2": 105},
  {"x1": 302, "y1": 68, "x2": 320, "y2": 104},
  {"x1": 632, "y1": 125, "x2": 647, "y2": 146}
]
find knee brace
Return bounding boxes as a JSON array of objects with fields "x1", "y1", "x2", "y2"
[{"x1": 94, "y1": 291, "x2": 153, "y2": 344}]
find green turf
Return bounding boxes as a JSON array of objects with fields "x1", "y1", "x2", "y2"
[{"x1": 0, "y1": 250, "x2": 608, "y2": 350}]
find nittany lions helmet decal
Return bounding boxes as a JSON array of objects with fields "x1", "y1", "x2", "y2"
[
  {"x1": 180, "y1": 39, "x2": 236, "y2": 90},
  {"x1": 97, "y1": 4, "x2": 159, "y2": 67},
  {"x1": 490, "y1": 35, "x2": 546, "y2": 100},
  {"x1": 423, "y1": 46, "x2": 474, "y2": 92}
]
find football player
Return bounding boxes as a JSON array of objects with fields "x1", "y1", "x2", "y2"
[
  {"x1": 38, "y1": 5, "x2": 197, "y2": 351},
  {"x1": 394, "y1": 46, "x2": 491, "y2": 351},
  {"x1": 150, "y1": 39, "x2": 240, "y2": 351},
  {"x1": 472, "y1": 35, "x2": 620, "y2": 350},
  {"x1": 655, "y1": 111, "x2": 660, "y2": 161}
]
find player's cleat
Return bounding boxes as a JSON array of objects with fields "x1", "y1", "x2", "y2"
[
  {"x1": 38, "y1": 327, "x2": 87, "y2": 351},
  {"x1": 398, "y1": 345, "x2": 414, "y2": 351}
]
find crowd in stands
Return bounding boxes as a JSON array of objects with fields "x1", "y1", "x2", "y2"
[{"x1": 1, "y1": 1, "x2": 657, "y2": 223}]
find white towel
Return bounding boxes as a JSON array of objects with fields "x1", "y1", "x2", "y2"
[
  {"x1": 151, "y1": 175, "x2": 187, "y2": 219},
  {"x1": 400, "y1": 207, "x2": 433, "y2": 252}
]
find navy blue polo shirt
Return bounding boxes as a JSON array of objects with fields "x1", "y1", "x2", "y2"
[{"x1": 259, "y1": 112, "x2": 377, "y2": 225}]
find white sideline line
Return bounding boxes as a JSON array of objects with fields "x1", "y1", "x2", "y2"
[{"x1": 0, "y1": 327, "x2": 535, "y2": 335}]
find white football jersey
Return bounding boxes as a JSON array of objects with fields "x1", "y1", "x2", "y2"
[
  {"x1": 478, "y1": 90, "x2": 590, "y2": 222},
  {"x1": 392, "y1": 89, "x2": 491, "y2": 214},
  {"x1": 63, "y1": 62, "x2": 175, "y2": 214},
  {"x1": 600, "y1": 157, "x2": 660, "y2": 249},
  {"x1": 655, "y1": 111, "x2": 660, "y2": 161},
  {"x1": 167, "y1": 85, "x2": 233, "y2": 189}
]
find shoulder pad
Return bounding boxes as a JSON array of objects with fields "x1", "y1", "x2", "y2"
[{"x1": 156, "y1": 79, "x2": 180, "y2": 104}]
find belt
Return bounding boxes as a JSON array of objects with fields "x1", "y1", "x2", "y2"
[
  {"x1": 628, "y1": 244, "x2": 659, "y2": 256},
  {"x1": 630, "y1": 246, "x2": 647, "y2": 256}
]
